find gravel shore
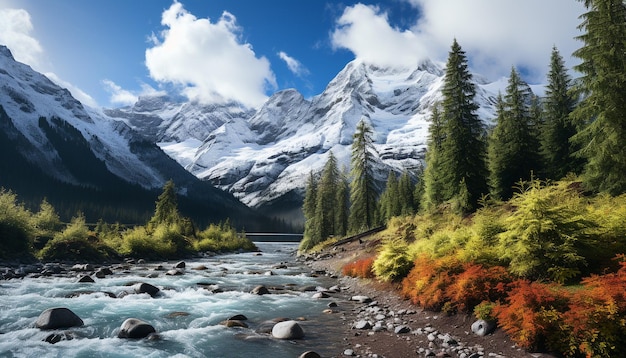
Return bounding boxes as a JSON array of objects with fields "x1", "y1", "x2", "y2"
[{"x1": 299, "y1": 239, "x2": 556, "y2": 358}]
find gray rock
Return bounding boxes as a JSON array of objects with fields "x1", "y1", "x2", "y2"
[
  {"x1": 299, "y1": 351, "x2": 321, "y2": 358},
  {"x1": 133, "y1": 282, "x2": 160, "y2": 297},
  {"x1": 343, "y1": 349, "x2": 355, "y2": 356},
  {"x1": 117, "y1": 318, "x2": 156, "y2": 338},
  {"x1": 394, "y1": 325, "x2": 411, "y2": 334},
  {"x1": 312, "y1": 292, "x2": 329, "y2": 299},
  {"x1": 35, "y1": 307, "x2": 84, "y2": 330},
  {"x1": 471, "y1": 319, "x2": 496, "y2": 336},
  {"x1": 271, "y1": 320, "x2": 305, "y2": 339},
  {"x1": 228, "y1": 314, "x2": 248, "y2": 321},
  {"x1": 43, "y1": 331, "x2": 74, "y2": 344},
  {"x1": 251, "y1": 285, "x2": 270, "y2": 295},
  {"x1": 353, "y1": 320, "x2": 372, "y2": 330},
  {"x1": 165, "y1": 268, "x2": 184, "y2": 276},
  {"x1": 350, "y1": 295, "x2": 372, "y2": 304},
  {"x1": 174, "y1": 261, "x2": 186, "y2": 269},
  {"x1": 77, "y1": 275, "x2": 94, "y2": 283},
  {"x1": 220, "y1": 319, "x2": 248, "y2": 328}
]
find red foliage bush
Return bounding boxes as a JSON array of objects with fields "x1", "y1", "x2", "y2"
[
  {"x1": 445, "y1": 263, "x2": 511, "y2": 312},
  {"x1": 493, "y1": 280, "x2": 570, "y2": 351},
  {"x1": 562, "y1": 258, "x2": 626, "y2": 357},
  {"x1": 401, "y1": 256, "x2": 511, "y2": 313},
  {"x1": 342, "y1": 256, "x2": 375, "y2": 278}
]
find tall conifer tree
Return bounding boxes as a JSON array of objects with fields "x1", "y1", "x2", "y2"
[
  {"x1": 422, "y1": 104, "x2": 446, "y2": 210},
  {"x1": 397, "y1": 170, "x2": 415, "y2": 215},
  {"x1": 488, "y1": 68, "x2": 540, "y2": 200},
  {"x1": 379, "y1": 171, "x2": 399, "y2": 221},
  {"x1": 349, "y1": 119, "x2": 379, "y2": 232},
  {"x1": 541, "y1": 47, "x2": 579, "y2": 180},
  {"x1": 302, "y1": 171, "x2": 318, "y2": 243},
  {"x1": 314, "y1": 151, "x2": 340, "y2": 242},
  {"x1": 439, "y1": 39, "x2": 488, "y2": 212},
  {"x1": 571, "y1": 0, "x2": 626, "y2": 194}
]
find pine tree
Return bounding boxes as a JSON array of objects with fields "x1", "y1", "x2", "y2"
[
  {"x1": 149, "y1": 180, "x2": 180, "y2": 228},
  {"x1": 380, "y1": 170, "x2": 400, "y2": 221},
  {"x1": 349, "y1": 119, "x2": 379, "y2": 232},
  {"x1": 571, "y1": 0, "x2": 626, "y2": 195},
  {"x1": 398, "y1": 170, "x2": 415, "y2": 215},
  {"x1": 334, "y1": 169, "x2": 349, "y2": 237},
  {"x1": 488, "y1": 68, "x2": 540, "y2": 200},
  {"x1": 314, "y1": 151, "x2": 340, "y2": 242},
  {"x1": 540, "y1": 47, "x2": 579, "y2": 180},
  {"x1": 422, "y1": 104, "x2": 446, "y2": 210},
  {"x1": 302, "y1": 171, "x2": 318, "y2": 243},
  {"x1": 438, "y1": 39, "x2": 489, "y2": 212}
]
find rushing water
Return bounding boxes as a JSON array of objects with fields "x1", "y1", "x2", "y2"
[{"x1": 0, "y1": 242, "x2": 347, "y2": 357}]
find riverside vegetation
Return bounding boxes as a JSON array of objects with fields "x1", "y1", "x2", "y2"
[
  {"x1": 300, "y1": 1, "x2": 626, "y2": 356},
  {"x1": 0, "y1": 180, "x2": 255, "y2": 262}
]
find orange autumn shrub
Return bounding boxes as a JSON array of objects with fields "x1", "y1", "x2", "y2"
[
  {"x1": 493, "y1": 280, "x2": 569, "y2": 351},
  {"x1": 342, "y1": 256, "x2": 376, "y2": 278},
  {"x1": 562, "y1": 258, "x2": 626, "y2": 357},
  {"x1": 445, "y1": 263, "x2": 512, "y2": 312}
]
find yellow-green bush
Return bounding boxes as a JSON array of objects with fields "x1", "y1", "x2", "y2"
[
  {"x1": 373, "y1": 238, "x2": 413, "y2": 282},
  {"x1": 0, "y1": 189, "x2": 34, "y2": 257},
  {"x1": 194, "y1": 223, "x2": 255, "y2": 252}
]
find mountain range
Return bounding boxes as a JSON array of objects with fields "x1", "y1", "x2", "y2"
[{"x1": 0, "y1": 44, "x2": 508, "y2": 227}]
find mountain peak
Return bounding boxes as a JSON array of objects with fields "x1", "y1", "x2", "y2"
[{"x1": 0, "y1": 45, "x2": 15, "y2": 60}]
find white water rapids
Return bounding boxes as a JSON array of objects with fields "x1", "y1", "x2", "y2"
[{"x1": 0, "y1": 242, "x2": 347, "y2": 357}]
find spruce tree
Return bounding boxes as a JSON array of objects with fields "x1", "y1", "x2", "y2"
[
  {"x1": 349, "y1": 119, "x2": 379, "y2": 232},
  {"x1": 302, "y1": 171, "x2": 318, "y2": 243},
  {"x1": 438, "y1": 39, "x2": 489, "y2": 212},
  {"x1": 422, "y1": 104, "x2": 446, "y2": 210},
  {"x1": 380, "y1": 171, "x2": 400, "y2": 221},
  {"x1": 334, "y1": 169, "x2": 349, "y2": 237},
  {"x1": 398, "y1": 170, "x2": 415, "y2": 215},
  {"x1": 488, "y1": 68, "x2": 540, "y2": 200},
  {"x1": 314, "y1": 151, "x2": 340, "y2": 242},
  {"x1": 571, "y1": 0, "x2": 626, "y2": 195},
  {"x1": 149, "y1": 180, "x2": 180, "y2": 228},
  {"x1": 540, "y1": 47, "x2": 579, "y2": 180}
]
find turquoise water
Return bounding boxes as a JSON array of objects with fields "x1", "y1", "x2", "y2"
[{"x1": 0, "y1": 243, "x2": 345, "y2": 357}]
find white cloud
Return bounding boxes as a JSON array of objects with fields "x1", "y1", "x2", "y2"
[
  {"x1": 102, "y1": 79, "x2": 138, "y2": 106},
  {"x1": 0, "y1": 7, "x2": 43, "y2": 68},
  {"x1": 45, "y1": 72, "x2": 99, "y2": 108},
  {"x1": 331, "y1": 4, "x2": 428, "y2": 69},
  {"x1": 145, "y1": 1, "x2": 276, "y2": 108},
  {"x1": 333, "y1": 1, "x2": 586, "y2": 83},
  {"x1": 278, "y1": 51, "x2": 309, "y2": 77}
]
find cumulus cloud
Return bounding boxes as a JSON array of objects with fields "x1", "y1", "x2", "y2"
[
  {"x1": 331, "y1": 4, "x2": 428, "y2": 69},
  {"x1": 145, "y1": 1, "x2": 276, "y2": 108},
  {"x1": 0, "y1": 7, "x2": 44, "y2": 68},
  {"x1": 278, "y1": 51, "x2": 309, "y2": 77},
  {"x1": 332, "y1": 1, "x2": 586, "y2": 82}
]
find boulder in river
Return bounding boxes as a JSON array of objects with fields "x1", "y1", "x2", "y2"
[
  {"x1": 35, "y1": 307, "x2": 84, "y2": 330},
  {"x1": 133, "y1": 282, "x2": 160, "y2": 297},
  {"x1": 174, "y1": 261, "x2": 186, "y2": 269},
  {"x1": 251, "y1": 285, "x2": 270, "y2": 295},
  {"x1": 117, "y1": 318, "x2": 156, "y2": 339},
  {"x1": 43, "y1": 331, "x2": 74, "y2": 344},
  {"x1": 299, "y1": 351, "x2": 321, "y2": 358},
  {"x1": 271, "y1": 320, "x2": 305, "y2": 339},
  {"x1": 77, "y1": 275, "x2": 95, "y2": 283}
]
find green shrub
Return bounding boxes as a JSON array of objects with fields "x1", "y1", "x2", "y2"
[
  {"x1": 195, "y1": 223, "x2": 255, "y2": 252},
  {"x1": 0, "y1": 189, "x2": 34, "y2": 257},
  {"x1": 373, "y1": 238, "x2": 413, "y2": 282},
  {"x1": 38, "y1": 213, "x2": 117, "y2": 261}
]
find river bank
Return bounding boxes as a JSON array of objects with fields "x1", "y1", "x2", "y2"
[{"x1": 301, "y1": 238, "x2": 556, "y2": 358}]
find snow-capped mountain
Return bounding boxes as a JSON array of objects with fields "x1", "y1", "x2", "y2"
[
  {"x1": 0, "y1": 45, "x2": 258, "y2": 226},
  {"x1": 107, "y1": 59, "x2": 502, "y2": 221}
]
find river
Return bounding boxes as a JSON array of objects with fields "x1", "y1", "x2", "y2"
[{"x1": 0, "y1": 242, "x2": 347, "y2": 357}]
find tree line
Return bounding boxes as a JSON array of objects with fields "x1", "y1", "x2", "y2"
[{"x1": 301, "y1": 0, "x2": 626, "y2": 250}]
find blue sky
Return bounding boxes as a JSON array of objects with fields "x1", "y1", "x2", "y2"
[{"x1": 1, "y1": 0, "x2": 586, "y2": 109}]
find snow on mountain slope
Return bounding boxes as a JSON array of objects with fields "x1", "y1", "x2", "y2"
[
  {"x1": 110, "y1": 58, "x2": 503, "y2": 215},
  {"x1": 1, "y1": 45, "x2": 176, "y2": 189}
]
